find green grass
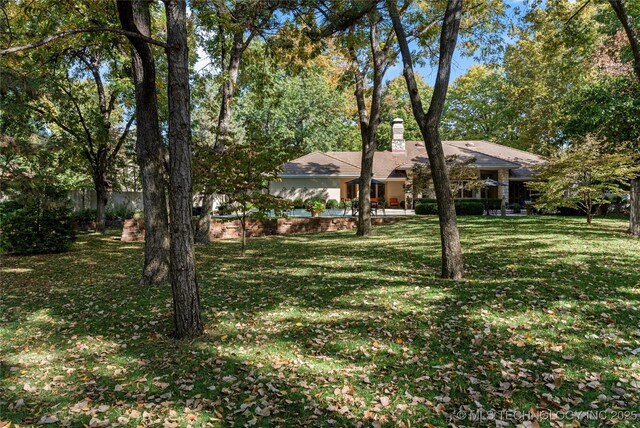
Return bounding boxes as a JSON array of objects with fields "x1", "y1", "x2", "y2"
[{"x1": 1, "y1": 216, "x2": 639, "y2": 427}]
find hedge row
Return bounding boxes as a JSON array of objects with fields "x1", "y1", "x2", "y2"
[
  {"x1": 416, "y1": 197, "x2": 503, "y2": 208},
  {"x1": 415, "y1": 200, "x2": 485, "y2": 216}
]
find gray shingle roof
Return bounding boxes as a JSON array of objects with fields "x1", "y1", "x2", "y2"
[{"x1": 279, "y1": 140, "x2": 545, "y2": 180}]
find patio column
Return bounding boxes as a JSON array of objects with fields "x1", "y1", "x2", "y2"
[{"x1": 498, "y1": 168, "x2": 509, "y2": 202}]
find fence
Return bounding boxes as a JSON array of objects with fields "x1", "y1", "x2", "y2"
[{"x1": 68, "y1": 190, "x2": 143, "y2": 212}]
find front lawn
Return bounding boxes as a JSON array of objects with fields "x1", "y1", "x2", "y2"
[{"x1": 1, "y1": 216, "x2": 639, "y2": 427}]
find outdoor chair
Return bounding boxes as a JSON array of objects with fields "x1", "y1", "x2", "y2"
[
  {"x1": 389, "y1": 197, "x2": 400, "y2": 208},
  {"x1": 370, "y1": 198, "x2": 379, "y2": 216}
]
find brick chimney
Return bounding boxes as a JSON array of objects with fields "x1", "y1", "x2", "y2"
[{"x1": 391, "y1": 118, "x2": 405, "y2": 152}]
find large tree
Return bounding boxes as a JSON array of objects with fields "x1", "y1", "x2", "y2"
[
  {"x1": 192, "y1": 0, "x2": 279, "y2": 244},
  {"x1": 500, "y1": 0, "x2": 603, "y2": 153},
  {"x1": 164, "y1": 0, "x2": 203, "y2": 338},
  {"x1": 308, "y1": 2, "x2": 399, "y2": 236},
  {"x1": 387, "y1": 0, "x2": 464, "y2": 279},
  {"x1": 346, "y1": 14, "x2": 398, "y2": 237},
  {"x1": 442, "y1": 64, "x2": 513, "y2": 144},
  {"x1": 0, "y1": 0, "x2": 203, "y2": 337},
  {"x1": 606, "y1": 0, "x2": 640, "y2": 237},
  {"x1": 117, "y1": 0, "x2": 170, "y2": 285},
  {"x1": 3, "y1": 53, "x2": 134, "y2": 234}
]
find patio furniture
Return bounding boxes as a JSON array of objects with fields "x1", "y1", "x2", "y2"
[
  {"x1": 350, "y1": 198, "x2": 378, "y2": 216},
  {"x1": 389, "y1": 197, "x2": 400, "y2": 208}
]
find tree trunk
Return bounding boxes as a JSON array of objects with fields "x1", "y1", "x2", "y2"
[
  {"x1": 94, "y1": 176, "x2": 108, "y2": 234},
  {"x1": 117, "y1": 0, "x2": 170, "y2": 285},
  {"x1": 586, "y1": 196, "x2": 593, "y2": 224},
  {"x1": 216, "y1": 31, "x2": 244, "y2": 150},
  {"x1": 357, "y1": 139, "x2": 374, "y2": 236},
  {"x1": 630, "y1": 177, "x2": 640, "y2": 236},
  {"x1": 352, "y1": 19, "x2": 386, "y2": 237},
  {"x1": 193, "y1": 31, "x2": 246, "y2": 244},
  {"x1": 241, "y1": 214, "x2": 247, "y2": 257},
  {"x1": 388, "y1": 0, "x2": 464, "y2": 279},
  {"x1": 608, "y1": 0, "x2": 640, "y2": 236},
  {"x1": 425, "y1": 126, "x2": 464, "y2": 279},
  {"x1": 165, "y1": 0, "x2": 203, "y2": 339},
  {"x1": 194, "y1": 193, "x2": 214, "y2": 244}
]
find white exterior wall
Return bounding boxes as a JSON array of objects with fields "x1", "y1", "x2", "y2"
[{"x1": 270, "y1": 177, "x2": 342, "y2": 201}]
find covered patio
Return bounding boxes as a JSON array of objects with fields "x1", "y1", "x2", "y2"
[{"x1": 339, "y1": 177, "x2": 407, "y2": 209}]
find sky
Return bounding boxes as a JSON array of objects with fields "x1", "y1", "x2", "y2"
[
  {"x1": 194, "y1": 0, "x2": 532, "y2": 85},
  {"x1": 384, "y1": 0, "x2": 527, "y2": 85}
]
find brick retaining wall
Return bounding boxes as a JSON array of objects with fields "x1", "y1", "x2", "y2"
[{"x1": 121, "y1": 216, "x2": 404, "y2": 242}]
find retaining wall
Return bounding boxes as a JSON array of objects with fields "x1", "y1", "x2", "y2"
[{"x1": 121, "y1": 216, "x2": 404, "y2": 242}]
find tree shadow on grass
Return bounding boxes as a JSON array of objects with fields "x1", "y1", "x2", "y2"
[{"x1": 1, "y1": 217, "x2": 639, "y2": 426}]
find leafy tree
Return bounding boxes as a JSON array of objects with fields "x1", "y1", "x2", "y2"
[
  {"x1": 377, "y1": 75, "x2": 431, "y2": 150},
  {"x1": 564, "y1": 76, "x2": 640, "y2": 145},
  {"x1": 501, "y1": 0, "x2": 604, "y2": 152},
  {"x1": 527, "y1": 137, "x2": 640, "y2": 224},
  {"x1": 237, "y1": 45, "x2": 356, "y2": 153},
  {"x1": 388, "y1": 0, "x2": 465, "y2": 279},
  {"x1": 191, "y1": 0, "x2": 281, "y2": 243},
  {"x1": 202, "y1": 134, "x2": 293, "y2": 257},
  {"x1": 604, "y1": 0, "x2": 640, "y2": 237},
  {"x1": 1, "y1": 0, "x2": 204, "y2": 337},
  {"x1": 442, "y1": 64, "x2": 512, "y2": 143},
  {"x1": 307, "y1": 2, "x2": 400, "y2": 237},
  {"x1": 1, "y1": 21, "x2": 135, "y2": 234}
]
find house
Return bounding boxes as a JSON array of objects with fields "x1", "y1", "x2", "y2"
[{"x1": 269, "y1": 119, "x2": 544, "y2": 207}]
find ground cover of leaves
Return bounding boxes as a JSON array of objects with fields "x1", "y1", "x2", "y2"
[{"x1": 1, "y1": 216, "x2": 639, "y2": 427}]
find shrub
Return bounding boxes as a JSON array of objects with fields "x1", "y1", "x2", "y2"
[
  {"x1": 416, "y1": 198, "x2": 437, "y2": 204},
  {"x1": 414, "y1": 200, "x2": 484, "y2": 216},
  {"x1": 292, "y1": 198, "x2": 305, "y2": 209},
  {"x1": 106, "y1": 205, "x2": 135, "y2": 221},
  {"x1": 326, "y1": 199, "x2": 339, "y2": 209},
  {"x1": 455, "y1": 200, "x2": 484, "y2": 215},
  {"x1": 415, "y1": 202, "x2": 438, "y2": 215},
  {"x1": 72, "y1": 208, "x2": 97, "y2": 224},
  {"x1": 0, "y1": 200, "x2": 76, "y2": 254}
]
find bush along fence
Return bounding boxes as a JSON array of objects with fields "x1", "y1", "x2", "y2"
[{"x1": 121, "y1": 216, "x2": 405, "y2": 242}]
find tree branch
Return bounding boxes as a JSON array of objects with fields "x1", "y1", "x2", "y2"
[
  {"x1": 0, "y1": 27, "x2": 167, "y2": 57},
  {"x1": 109, "y1": 113, "x2": 136, "y2": 164},
  {"x1": 59, "y1": 84, "x2": 96, "y2": 164},
  {"x1": 25, "y1": 104, "x2": 81, "y2": 142},
  {"x1": 565, "y1": 0, "x2": 592, "y2": 25},
  {"x1": 608, "y1": 0, "x2": 640, "y2": 82}
]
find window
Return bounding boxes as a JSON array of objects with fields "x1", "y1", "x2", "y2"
[
  {"x1": 371, "y1": 183, "x2": 385, "y2": 200},
  {"x1": 347, "y1": 183, "x2": 358, "y2": 199},
  {"x1": 455, "y1": 181, "x2": 473, "y2": 198}
]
